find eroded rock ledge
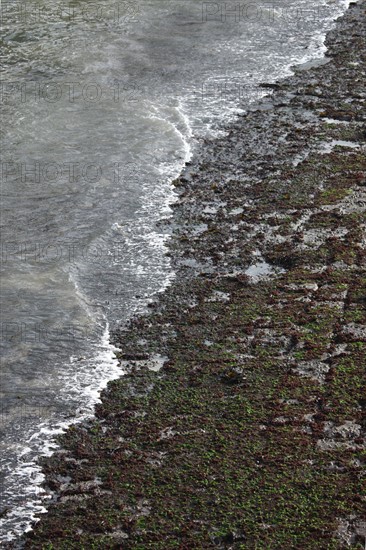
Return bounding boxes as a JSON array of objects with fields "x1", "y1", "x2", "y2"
[{"x1": 17, "y1": 2, "x2": 366, "y2": 548}]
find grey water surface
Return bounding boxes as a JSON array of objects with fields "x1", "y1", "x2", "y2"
[{"x1": 0, "y1": 0, "x2": 351, "y2": 541}]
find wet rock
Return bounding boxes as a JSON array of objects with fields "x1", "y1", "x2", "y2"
[
  {"x1": 219, "y1": 367, "x2": 246, "y2": 385},
  {"x1": 121, "y1": 353, "x2": 150, "y2": 361},
  {"x1": 19, "y1": 2, "x2": 366, "y2": 548}
]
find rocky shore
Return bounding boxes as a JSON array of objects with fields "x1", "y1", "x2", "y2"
[{"x1": 13, "y1": 1, "x2": 366, "y2": 548}]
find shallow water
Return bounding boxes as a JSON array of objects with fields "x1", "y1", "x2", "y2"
[{"x1": 0, "y1": 0, "x2": 353, "y2": 541}]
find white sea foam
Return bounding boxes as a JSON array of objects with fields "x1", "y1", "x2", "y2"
[
  {"x1": 0, "y1": 0, "x2": 356, "y2": 543},
  {"x1": 0, "y1": 323, "x2": 122, "y2": 543},
  {"x1": 0, "y1": 97, "x2": 192, "y2": 544}
]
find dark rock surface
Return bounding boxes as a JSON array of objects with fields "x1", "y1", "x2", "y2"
[{"x1": 11, "y1": 2, "x2": 366, "y2": 548}]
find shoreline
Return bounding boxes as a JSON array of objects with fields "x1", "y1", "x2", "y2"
[{"x1": 12, "y1": 1, "x2": 366, "y2": 547}]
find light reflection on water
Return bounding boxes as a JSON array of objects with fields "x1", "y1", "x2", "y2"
[{"x1": 0, "y1": 0, "x2": 352, "y2": 540}]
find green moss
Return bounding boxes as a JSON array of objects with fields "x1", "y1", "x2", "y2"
[{"x1": 24, "y1": 12, "x2": 366, "y2": 548}]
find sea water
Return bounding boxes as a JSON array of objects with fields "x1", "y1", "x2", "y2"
[{"x1": 0, "y1": 0, "x2": 354, "y2": 541}]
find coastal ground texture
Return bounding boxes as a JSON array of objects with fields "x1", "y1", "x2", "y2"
[{"x1": 19, "y1": 1, "x2": 366, "y2": 548}]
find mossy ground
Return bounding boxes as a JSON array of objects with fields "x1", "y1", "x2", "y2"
[{"x1": 19, "y1": 2, "x2": 366, "y2": 549}]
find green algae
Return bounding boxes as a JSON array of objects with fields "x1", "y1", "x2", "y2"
[{"x1": 21, "y1": 2, "x2": 366, "y2": 548}]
